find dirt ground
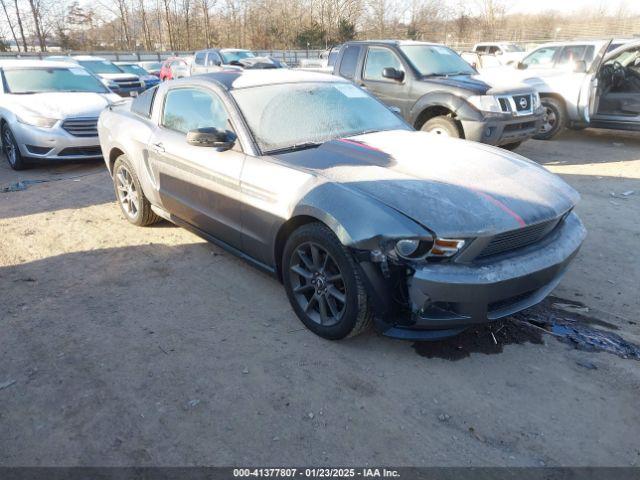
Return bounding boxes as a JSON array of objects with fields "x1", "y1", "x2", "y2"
[{"x1": 1, "y1": 129, "x2": 639, "y2": 467}]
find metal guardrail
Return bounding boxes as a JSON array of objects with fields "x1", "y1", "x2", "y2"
[{"x1": 0, "y1": 49, "x2": 325, "y2": 66}]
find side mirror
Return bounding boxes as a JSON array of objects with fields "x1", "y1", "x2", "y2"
[
  {"x1": 187, "y1": 127, "x2": 236, "y2": 150},
  {"x1": 573, "y1": 60, "x2": 587, "y2": 73},
  {"x1": 382, "y1": 67, "x2": 404, "y2": 81},
  {"x1": 516, "y1": 61, "x2": 527, "y2": 70}
]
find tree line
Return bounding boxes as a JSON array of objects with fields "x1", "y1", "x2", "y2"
[{"x1": 0, "y1": 0, "x2": 638, "y2": 53}]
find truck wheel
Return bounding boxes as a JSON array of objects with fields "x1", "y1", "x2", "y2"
[
  {"x1": 282, "y1": 222, "x2": 373, "y2": 340},
  {"x1": 113, "y1": 155, "x2": 160, "y2": 227},
  {"x1": 534, "y1": 97, "x2": 565, "y2": 140},
  {"x1": 421, "y1": 116, "x2": 463, "y2": 138},
  {"x1": 2, "y1": 124, "x2": 27, "y2": 170},
  {"x1": 501, "y1": 142, "x2": 522, "y2": 151}
]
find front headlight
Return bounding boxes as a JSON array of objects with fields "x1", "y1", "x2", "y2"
[
  {"x1": 393, "y1": 237, "x2": 465, "y2": 260},
  {"x1": 468, "y1": 95, "x2": 503, "y2": 113},
  {"x1": 16, "y1": 113, "x2": 58, "y2": 128},
  {"x1": 101, "y1": 78, "x2": 120, "y2": 90},
  {"x1": 531, "y1": 91, "x2": 541, "y2": 109}
]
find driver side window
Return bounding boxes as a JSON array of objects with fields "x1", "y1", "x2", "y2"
[
  {"x1": 363, "y1": 47, "x2": 403, "y2": 81},
  {"x1": 162, "y1": 88, "x2": 229, "y2": 134}
]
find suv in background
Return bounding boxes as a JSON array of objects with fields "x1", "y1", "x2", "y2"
[
  {"x1": 473, "y1": 42, "x2": 527, "y2": 66},
  {"x1": 115, "y1": 62, "x2": 160, "y2": 90},
  {"x1": 48, "y1": 56, "x2": 145, "y2": 97},
  {"x1": 332, "y1": 40, "x2": 544, "y2": 149}
]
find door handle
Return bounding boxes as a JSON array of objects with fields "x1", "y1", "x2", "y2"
[{"x1": 152, "y1": 142, "x2": 165, "y2": 153}]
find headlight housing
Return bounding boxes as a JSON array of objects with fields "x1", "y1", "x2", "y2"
[
  {"x1": 16, "y1": 112, "x2": 58, "y2": 128},
  {"x1": 392, "y1": 237, "x2": 465, "y2": 261},
  {"x1": 468, "y1": 95, "x2": 503, "y2": 114},
  {"x1": 531, "y1": 91, "x2": 541, "y2": 109}
]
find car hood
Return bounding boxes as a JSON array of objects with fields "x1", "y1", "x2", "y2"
[
  {"x1": 276, "y1": 130, "x2": 579, "y2": 238},
  {"x1": 419, "y1": 74, "x2": 534, "y2": 95},
  {"x1": 5, "y1": 91, "x2": 123, "y2": 119}
]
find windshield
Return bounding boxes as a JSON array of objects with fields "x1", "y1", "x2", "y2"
[
  {"x1": 140, "y1": 62, "x2": 161, "y2": 70},
  {"x1": 77, "y1": 60, "x2": 123, "y2": 74},
  {"x1": 118, "y1": 64, "x2": 148, "y2": 76},
  {"x1": 3, "y1": 67, "x2": 109, "y2": 94},
  {"x1": 221, "y1": 50, "x2": 255, "y2": 63},
  {"x1": 502, "y1": 44, "x2": 524, "y2": 52},
  {"x1": 232, "y1": 82, "x2": 409, "y2": 153},
  {"x1": 400, "y1": 45, "x2": 475, "y2": 76}
]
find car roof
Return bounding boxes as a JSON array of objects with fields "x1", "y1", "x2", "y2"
[
  {"x1": 72, "y1": 55, "x2": 108, "y2": 61},
  {"x1": 182, "y1": 69, "x2": 348, "y2": 90},
  {"x1": 343, "y1": 39, "x2": 442, "y2": 47},
  {"x1": 531, "y1": 40, "x2": 606, "y2": 49},
  {"x1": 0, "y1": 59, "x2": 80, "y2": 69}
]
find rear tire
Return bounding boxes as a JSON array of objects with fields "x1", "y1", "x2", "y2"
[
  {"x1": 2, "y1": 124, "x2": 27, "y2": 170},
  {"x1": 113, "y1": 155, "x2": 160, "y2": 226},
  {"x1": 421, "y1": 116, "x2": 463, "y2": 138},
  {"x1": 534, "y1": 97, "x2": 566, "y2": 140},
  {"x1": 282, "y1": 223, "x2": 373, "y2": 340}
]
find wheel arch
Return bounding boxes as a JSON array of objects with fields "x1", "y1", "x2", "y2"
[
  {"x1": 410, "y1": 91, "x2": 481, "y2": 128},
  {"x1": 108, "y1": 147, "x2": 126, "y2": 175}
]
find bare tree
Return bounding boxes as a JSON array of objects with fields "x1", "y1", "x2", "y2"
[
  {"x1": 13, "y1": 0, "x2": 27, "y2": 50},
  {"x1": 26, "y1": 0, "x2": 46, "y2": 50},
  {"x1": 0, "y1": 0, "x2": 20, "y2": 51}
]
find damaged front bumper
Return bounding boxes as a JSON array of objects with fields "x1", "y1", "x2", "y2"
[{"x1": 375, "y1": 212, "x2": 586, "y2": 340}]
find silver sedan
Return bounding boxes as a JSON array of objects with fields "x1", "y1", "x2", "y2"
[{"x1": 0, "y1": 60, "x2": 123, "y2": 170}]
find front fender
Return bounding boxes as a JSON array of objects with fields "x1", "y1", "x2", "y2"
[
  {"x1": 409, "y1": 91, "x2": 483, "y2": 126},
  {"x1": 290, "y1": 181, "x2": 432, "y2": 250}
]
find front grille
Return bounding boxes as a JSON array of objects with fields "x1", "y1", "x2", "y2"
[
  {"x1": 61, "y1": 117, "x2": 98, "y2": 137},
  {"x1": 513, "y1": 94, "x2": 532, "y2": 113},
  {"x1": 58, "y1": 146, "x2": 102, "y2": 157},
  {"x1": 477, "y1": 217, "x2": 562, "y2": 259},
  {"x1": 114, "y1": 78, "x2": 142, "y2": 89},
  {"x1": 498, "y1": 98, "x2": 510, "y2": 112},
  {"x1": 489, "y1": 290, "x2": 536, "y2": 313}
]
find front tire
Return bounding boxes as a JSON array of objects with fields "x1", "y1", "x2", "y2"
[
  {"x1": 2, "y1": 124, "x2": 27, "y2": 170},
  {"x1": 282, "y1": 223, "x2": 373, "y2": 340},
  {"x1": 112, "y1": 155, "x2": 160, "y2": 226},
  {"x1": 534, "y1": 97, "x2": 566, "y2": 140},
  {"x1": 421, "y1": 116, "x2": 463, "y2": 138}
]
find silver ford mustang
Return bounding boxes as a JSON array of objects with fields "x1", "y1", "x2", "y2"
[
  {"x1": 98, "y1": 70, "x2": 586, "y2": 341},
  {"x1": 0, "y1": 60, "x2": 124, "y2": 170}
]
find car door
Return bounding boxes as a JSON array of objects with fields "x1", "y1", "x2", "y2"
[
  {"x1": 358, "y1": 46, "x2": 411, "y2": 116},
  {"x1": 148, "y1": 86, "x2": 246, "y2": 248},
  {"x1": 589, "y1": 42, "x2": 640, "y2": 130},
  {"x1": 577, "y1": 41, "x2": 613, "y2": 123}
]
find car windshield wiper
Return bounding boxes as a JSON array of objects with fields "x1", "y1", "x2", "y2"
[
  {"x1": 265, "y1": 142, "x2": 322, "y2": 155},
  {"x1": 10, "y1": 91, "x2": 43, "y2": 95}
]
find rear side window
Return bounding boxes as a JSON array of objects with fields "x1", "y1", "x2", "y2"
[
  {"x1": 131, "y1": 86, "x2": 158, "y2": 118},
  {"x1": 556, "y1": 45, "x2": 587, "y2": 67},
  {"x1": 339, "y1": 46, "x2": 361, "y2": 79},
  {"x1": 194, "y1": 52, "x2": 206, "y2": 65}
]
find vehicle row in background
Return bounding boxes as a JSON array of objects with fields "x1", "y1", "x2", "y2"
[
  {"x1": 479, "y1": 39, "x2": 640, "y2": 138},
  {"x1": 332, "y1": 40, "x2": 543, "y2": 149},
  {"x1": 0, "y1": 60, "x2": 123, "y2": 170}
]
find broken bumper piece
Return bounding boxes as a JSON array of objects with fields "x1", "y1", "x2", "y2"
[{"x1": 377, "y1": 212, "x2": 586, "y2": 341}]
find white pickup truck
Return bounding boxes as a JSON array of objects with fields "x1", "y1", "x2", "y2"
[{"x1": 482, "y1": 40, "x2": 640, "y2": 139}]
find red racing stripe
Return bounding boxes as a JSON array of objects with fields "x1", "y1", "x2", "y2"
[{"x1": 472, "y1": 189, "x2": 527, "y2": 227}]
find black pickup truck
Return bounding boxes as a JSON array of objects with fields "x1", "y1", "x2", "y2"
[{"x1": 332, "y1": 40, "x2": 544, "y2": 149}]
